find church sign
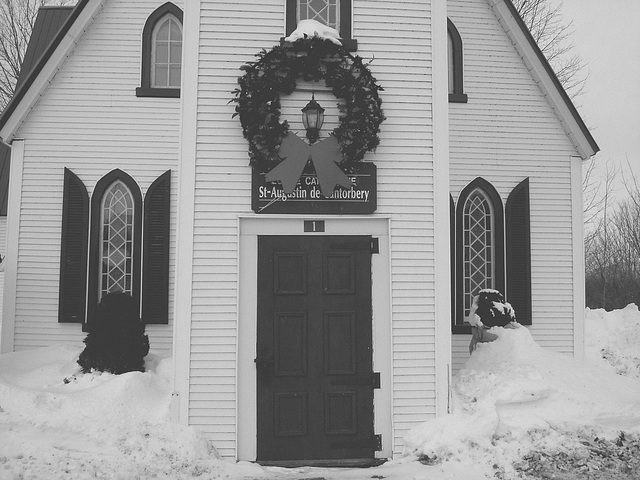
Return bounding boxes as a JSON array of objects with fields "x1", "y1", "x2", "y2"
[{"x1": 252, "y1": 162, "x2": 377, "y2": 214}]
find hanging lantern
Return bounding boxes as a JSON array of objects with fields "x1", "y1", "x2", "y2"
[{"x1": 301, "y1": 93, "x2": 325, "y2": 144}]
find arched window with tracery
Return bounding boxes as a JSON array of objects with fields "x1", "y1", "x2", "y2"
[
  {"x1": 99, "y1": 181, "x2": 135, "y2": 299},
  {"x1": 454, "y1": 178, "x2": 504, "y2": 332},
  {"x1": 451, "y1": 178, "x2": 533, "y2": 333},
  {"x1": 88, "y1": 171, "x2": 142, "y2": 319},
  {"x1": 463, "y1": 188, "x2": 495, "y2": 316},
  {"x1": 59, "y1": 169, "x2": 172, "y2": 327}
]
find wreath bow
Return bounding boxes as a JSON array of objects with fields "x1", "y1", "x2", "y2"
[{"x1": 265, "y1": 133, "x2": 352, "y2": 197}]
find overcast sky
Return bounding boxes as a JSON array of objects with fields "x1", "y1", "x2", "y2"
[{"x1": 556, "y1": 0, "x2": 640, "y2": 189}]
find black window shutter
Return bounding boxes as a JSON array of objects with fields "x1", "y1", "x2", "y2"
[
  {"x1": 506, "y1": 178, "x2": 532, "y2": 325},
  {"x1": 450, "y1": 194, "x2": 456, "y2": 329},
  {"x1": 58, "y1": 168, "x2": 89, "y2": 323},
  {"x1": 142, "y1": 170, "x2": 171, "y2": 324}
]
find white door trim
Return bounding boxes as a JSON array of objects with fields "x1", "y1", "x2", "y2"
[{"x1": 237, "y1": 215, "x2": 392, "y2": 460}]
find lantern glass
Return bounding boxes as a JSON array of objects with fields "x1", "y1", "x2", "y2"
[{"x1": 301, "y1": 94, "x2": 325, "y2": 142}]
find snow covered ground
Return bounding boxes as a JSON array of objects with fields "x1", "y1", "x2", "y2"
[{"x1": 1, "y1": 306, "x2": 639, "y2": 480}]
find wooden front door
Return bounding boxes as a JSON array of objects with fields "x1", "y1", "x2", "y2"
[{"x1": 256, "y1": 235, "x2": 375, "y2": 462}]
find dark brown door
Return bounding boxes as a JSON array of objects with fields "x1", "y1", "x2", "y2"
[{"x1": 256, "y1": 235, "x2": 374, "y2": 462}]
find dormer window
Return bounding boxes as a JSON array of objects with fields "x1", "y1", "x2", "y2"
[
  {"x1": 136, "y1": 2, "x2": 183, "y2": 98},
  {"x1": 286, "y1": 0, "x2": 357, "y2": 51}
]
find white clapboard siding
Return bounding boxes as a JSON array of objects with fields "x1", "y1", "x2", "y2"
[
  {"x1": 448, "y1": 0, "x2": 580, "y2": 372},
  {"x1": 192, "y1": 0, "x2": 436, "y2": 458},
  {"x1": 10, "y1": 0, "x2": 183, "y2": 353}
]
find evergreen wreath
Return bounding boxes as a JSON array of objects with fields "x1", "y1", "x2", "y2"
[{"x1": 232, "y1": 37, "x2": 385, "y2": 172}]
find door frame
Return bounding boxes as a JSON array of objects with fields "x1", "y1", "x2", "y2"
[{"x1": 238, "y1": 216, "x2": 392, "y2": 461}]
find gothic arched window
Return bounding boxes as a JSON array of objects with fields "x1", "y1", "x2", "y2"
[
  {"x1": 99, "y1": 180, "x2": 135, "y2": 299},
  {"x1": 136, "y1": 3, "x2": 183, "y2": 98},
  {"x1": 59, "y1": 169, "x2": 171, "y2": 327},
  {"x1": 451, "y1": 178, "x2": 533, "y2": 333},
  {"x1": 454, "y1": 178, "x2": 504, "y2": 332},
  {"x1": 463, "y1": 189, "x2": 495, "y2": 317}
]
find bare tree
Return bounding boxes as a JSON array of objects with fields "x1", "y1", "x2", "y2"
[
  {"x1": 616, "y1": 162, "x2": 640, "y2": 262},
  {"x1": 0, "y1": 0, "x2": 70, "y2": 109},
  {"x1": 512, "y1": 0, "x2": 588, "y2": 99},
  {"x1": 583, "y1": 158, "x2": 619, "y2": 247},
  {"x1": 585, "y1": 163, "x2": 640, "y2": 310}
]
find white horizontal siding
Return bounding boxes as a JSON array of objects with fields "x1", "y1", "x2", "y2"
[
  {"x1": 448, "y1": 0, "x2": 579, "y2": 371},
  {"x1": 190, "y1": 0, "x2": 437, "y2": 459},
  {"x1": 10, "y1": 0, "x2": 183, "y2": 354},
  {"x1": 357, "y1": 0, "x2": 437, "y2": 452},
  {"x1": 0, "y1": 217, "x2": 7, "y2": 328}
]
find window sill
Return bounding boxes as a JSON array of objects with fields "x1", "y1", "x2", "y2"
[
  {"x1": 136, "y1": 87, "x2": 180, "y2": 98},
  {"x1": 449, "y1": 93, "x2": 468, "y2": 103},
  {"x1": 452, "y1": 323, "x2": 472, "y2": 335},
  {"x1": 341, "y1": 38, "x2": 357, "y2": 52}
]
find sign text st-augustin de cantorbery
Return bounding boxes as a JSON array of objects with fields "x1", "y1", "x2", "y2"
[{"x1": 252, "y1": 161, "x2": 377, "y2": 215}]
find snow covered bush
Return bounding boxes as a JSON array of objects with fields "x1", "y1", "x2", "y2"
[
  {"x1": 77, "y1": 292, "x2": 150, "y2": 374},
  {"x1": 472, "y1": 289, "x2": 516, "y2": 328},
  {"x1": 467, "y1": 289, "x2": 517, "y2": 353}
]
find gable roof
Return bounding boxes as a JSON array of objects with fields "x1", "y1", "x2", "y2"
[
  {"x1": 15, "y1": 6, "x2": 74, "y2": 91},
  {"x1": 0, "y1": 0, "x2": 99, "y2": 144},
  {"x1": 491, "y1": 0, "x2": 599, "y2": 158}
]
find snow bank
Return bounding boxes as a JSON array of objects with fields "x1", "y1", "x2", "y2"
[
  {"x1": 585, "y1": 303, "x2": 640, "y2": 378},
  {"x1": 404, "y1": 322, "x2": 640, "y2": 478},
  {"x1": 0, "y1": 346, "x2": 228, "y2": 479},
  {"x1": 2, "y1": 306, "x2": 640, "y2": 479}
]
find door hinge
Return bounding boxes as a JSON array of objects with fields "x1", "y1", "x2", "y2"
[
  {"x1": 374, "y1": 434, "x2": 383, "y2": 451},
  {"x1": 370, "y1": 237, "x2": 379, "y2": 254},
  {"x1": 372, "y1": 372, "x2": 381, "y2": 389}
]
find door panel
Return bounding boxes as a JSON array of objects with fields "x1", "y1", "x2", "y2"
[
  {"x1": 257, "y1": 235, "x2": 374, "y2": 461},
  {"x1": 274, "y1": 312, "x2": 307, "y2": 376},
  {"x1": 324, "y1": 311, "x2": 356, "y2": 375}
]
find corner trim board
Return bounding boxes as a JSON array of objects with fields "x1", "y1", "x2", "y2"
[{"x1": 0, "y1": 139, "x2": 23, "y2": 353}]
